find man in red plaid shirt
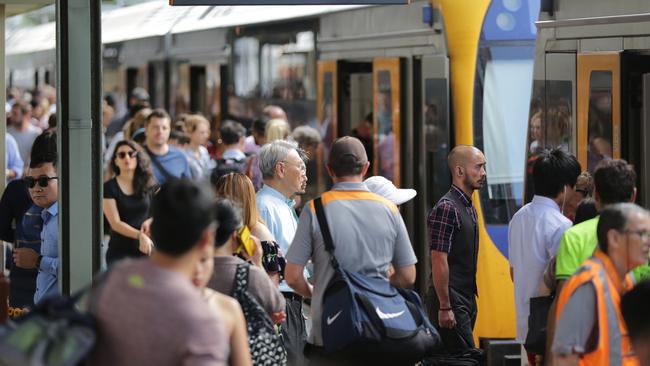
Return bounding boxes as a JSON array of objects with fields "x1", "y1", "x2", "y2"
[{"x1": 428, "y1": 145, "x2": 486, "y2": 355}]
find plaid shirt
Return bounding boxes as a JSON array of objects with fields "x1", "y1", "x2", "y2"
[{"x1": 428, "y1": 185, "x2": 477, "y2": 253}]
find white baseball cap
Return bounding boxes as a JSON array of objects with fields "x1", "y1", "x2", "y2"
[{"x1": 364, "y1": 176, "x2": 417, "y2": 205}]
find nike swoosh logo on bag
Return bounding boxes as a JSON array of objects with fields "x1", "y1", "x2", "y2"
[
  {"x1": 375, "y1": 307, "x2": 405, "y2": 320},
  {"x1": 326, "y1": 310, "x2": 343, "y2": 325}
]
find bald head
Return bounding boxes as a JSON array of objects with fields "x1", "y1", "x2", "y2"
[
  {"x1": 262, "y1": 105, "x2": 288, "y2": 122},
  {"x1": 448, "y1": 145, "x2": 487, "y2": 194},
  {"x1": 448, "y1": 146, "x2": 482, "y2": 171}
]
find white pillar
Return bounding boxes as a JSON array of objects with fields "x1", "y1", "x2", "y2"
[{"x1": 56, "y1": 0, "x2": 102, "y2": 294}]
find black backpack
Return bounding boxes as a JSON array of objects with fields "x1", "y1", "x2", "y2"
[
  {"x1": 210, "y1": 156, "x2": 252, "y2": 185},
  {"x1": 231, "y1": 263, "x2": 287, "y2": 366}
]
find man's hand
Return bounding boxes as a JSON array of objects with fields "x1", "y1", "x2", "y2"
[
  {"x1": 438, "y1": 308, "x2": 456, "y2": 329},
  {"x1": 13, "y1": 248, "x2": 39, "y2": 269}
]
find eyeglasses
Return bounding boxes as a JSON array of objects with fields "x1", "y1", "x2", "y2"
[
  {"x1": 280, "y1": 161, "x2": 306, "y2": 173},
  {"x1": 624, "y1": 229, "x2": 650, "y2": 242},
  {"x1": 23, "y1": 175, "x2": 58, "y2": 189},
  {"x1": 116, "y1": 150, "x2": 138, "y2": 159}
]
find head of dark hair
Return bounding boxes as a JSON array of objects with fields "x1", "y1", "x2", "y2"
[
  {"x1": 621, "y1": 280, "x2": 650, "y2": 340},
  {"x1": 594, "y1": 159, "x2": 637, "y2": 205},
  {"x1": 150, "y1": 179, "x2": 215, "y2": 256},
  {"x1": 47, "y1": 114, "x2": 57, "y2": 129},
  {"x1": 169, "y1": 130, "x2": 190, "y2": 145},
  {"x1": 110, "y1": 140, "x2": 156, "y2": 197},
  {"x1": 532, "y1": 148, "x2": 581, "y2": 198},
  {"x1": 220, "y1": 120, "x2": 246, "y2": 145},
  {"x1": 145, "y1": 108, "x2": 171, "y2": 126},
  {"x1": 574, "y1": 198, "x2": 599, "y2": 225},
  {"x1": 597, "y1": 203, "x2": 648, "y2": 253},
  {"x1": 252, "y1": 118, "x2": 268, "y2": 135},
  {"x1": 214, "y1": 199, "x2": 243, "y2": 247},
  {"x1": 30, "y1": 132, "x2": 57, "y2": 168}
]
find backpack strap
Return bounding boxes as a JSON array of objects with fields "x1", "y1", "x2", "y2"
[
  {"x1": 144, "y1": 145, "x2": 174, "y2": 181},
  {"x1": 314, "y1": 197, "x2": 340, "y2": 271},
  {"x1": 232, "y1": 262, "x2": 251, "y2": 297}
]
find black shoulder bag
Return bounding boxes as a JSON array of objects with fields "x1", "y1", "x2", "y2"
[{"x1": 314, "y1": 197, "x2": 440, "y2": 363}]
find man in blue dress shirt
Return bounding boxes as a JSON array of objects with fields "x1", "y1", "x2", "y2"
[
  {"x1": 12, "y1": 132, "x2": 59, "y2": 304},
  {"x1": 256, "y1": 139, "x2": 308, "y2": 364}
]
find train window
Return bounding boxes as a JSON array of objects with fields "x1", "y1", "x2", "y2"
[
  {"x1": 474, "y1": 45, "x2": 535, "y2": 224},
  {"x1": 474, "y1": 0, "x2": 540, "y2": 225},
  {"x1": 260, "y1": 31, "x2": 315, "y2": 101},
  {"x1": 233, "y1": 37, "x2": 260, "y2": 98},
  {"x1": 424, "y1": 77, "x2": 450, "y2": 204},
  {"x1": 587, "y1": 71, "x2": 613, "y2": 172}
]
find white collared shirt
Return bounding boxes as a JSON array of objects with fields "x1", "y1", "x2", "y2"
[{"x1": 508, "y1": 195, "x2": 572, "y2": 342}]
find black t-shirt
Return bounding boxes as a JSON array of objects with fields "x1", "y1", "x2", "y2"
[{"x1": 103, "y1": 178, "x2": 151, "y2": 261}]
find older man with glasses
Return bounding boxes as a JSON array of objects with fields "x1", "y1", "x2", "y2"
[
  {"x1": 552, "y1": 203, "x2": 650, "y2": 366},
  {"x1": 256, "y1": 139, "x2": 308, "y2": 364}
]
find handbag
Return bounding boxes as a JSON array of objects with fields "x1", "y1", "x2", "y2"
[
  {"x1": 232, "y1": 263, "x2": 287, "y2": 366},
  {"x1": 524, "y1": 295, "x2": 554, "y2": 355},
  {"x1": 314, "y1": 197, "x2": 441, "y2": 362}
]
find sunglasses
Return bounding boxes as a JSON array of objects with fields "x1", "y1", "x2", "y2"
[
  {"x1": 24, "y1": 175, "x2": 58, "y2": 189},
  {"x1": 116, "y1": 150, "x2": 138, "y2": 159}
]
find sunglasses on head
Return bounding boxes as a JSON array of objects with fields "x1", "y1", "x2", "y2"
[
  {"x1": 116, "y1": 150, "x2": 138, "y2": 159},
  {"x1": 23, "y1": 175, "x2": 58, "y2": 189}
]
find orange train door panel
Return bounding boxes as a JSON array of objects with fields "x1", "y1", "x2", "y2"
[
  {"x1": 576, "y1": 53, "x2": 621, "y2": 172},
  {"x1": 317, "y1": 60, "x2": 338, "y2": 193},
  {"x1": 373, "y1": 58, "x2": 403, "y2": 187}
]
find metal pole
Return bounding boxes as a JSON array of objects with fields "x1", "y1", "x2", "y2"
[
  {"x1": 0, "y1": 4, "x2": 6, "y2": 192},
  {"x1": 56, "y1": 0, "x2": 102, "y2": 295}
]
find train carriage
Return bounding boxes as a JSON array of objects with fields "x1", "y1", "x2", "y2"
[{"x1": 4, "y1": 0, "x2": 575, "y2": 343}]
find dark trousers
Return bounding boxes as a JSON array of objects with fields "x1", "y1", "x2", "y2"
[
  {"x1": 304, "y1": 344, "x2": 413, "y2": 366},
  {"x1": 427, "y1": 286, "x2": 477, "y2": 355},
  {"x1": 281, "y1": 293, "x2": 307, "y2": 365}
]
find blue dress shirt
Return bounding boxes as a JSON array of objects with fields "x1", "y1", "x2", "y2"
[
  {"x1": 256, "y1": 184, "x2": 299, "y2": 292},
  {"x1": 5, "y1": 133, "x2": 24, "y2": 181},
  {"x1": 34, "y1": 201, "x2": 59, "y2": 304}
]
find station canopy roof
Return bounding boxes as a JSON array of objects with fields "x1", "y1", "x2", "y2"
[
  {"x1": 1, "y1": 0, "x2": 53, "y2": 18},
  {"x1": 6, "y1": 0, "x2": 367, "y2": 55}
]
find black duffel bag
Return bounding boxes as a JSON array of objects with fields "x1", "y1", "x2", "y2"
[{"x1": 314, "y1": 197, "x2": 441, "y2": 364}]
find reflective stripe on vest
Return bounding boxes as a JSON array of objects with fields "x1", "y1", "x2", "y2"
[{"x1": 556, "y1": 251, "x2": 639, "y2": 366}]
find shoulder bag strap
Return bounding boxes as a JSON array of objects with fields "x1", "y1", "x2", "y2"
[
  {"x1": 232, "y1": 262, "x2": 251, "y2": 297},
  {"x1": 144, "y1": 146, "x2": 174, "y2": 181},
  {"x1": 314, "y1": 197, "x2": 340, "y2": 271}
]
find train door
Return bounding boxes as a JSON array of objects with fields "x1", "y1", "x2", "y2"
[
  {"x1": 642, "y1": 73, "x2": 650, "y2": 207},
  {"x1": 316, "y1": 60, "x2": 373, "y2": 192},
  {"x1": 373, "y1": 58, "x2": 404, "y2": 187},
  {"x1": 190, "y1": 66, "x2": 207, "y2": 114},
  {"x1": 414, "y1": 55, "x2": 451, "y2": 295},
  {"x1": 620, "y1": 53, "x2": 650, "y2": 206},
  {"x1": 576, "y1": 53, "x2": 621, "y2": 173}
]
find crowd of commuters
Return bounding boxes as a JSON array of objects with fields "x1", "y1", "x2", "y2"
[{"x1": 1, "y1": 84, "x2": 650, "y2": 366}]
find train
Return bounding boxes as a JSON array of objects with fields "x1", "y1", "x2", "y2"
[{"x1": 6, "y1": 0, "x2": 560, "y2": 342}]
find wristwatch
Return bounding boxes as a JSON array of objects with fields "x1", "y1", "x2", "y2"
[{"x1": 36, "y1": 255, "x2": 43, "y2": 269}]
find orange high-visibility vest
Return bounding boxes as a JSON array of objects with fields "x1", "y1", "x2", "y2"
[{"x1": 556, "y1": 250, "x2": 639, "y2": 366}]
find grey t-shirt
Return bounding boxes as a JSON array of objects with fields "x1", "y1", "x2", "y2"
[
  {"x1": 89, "y1": 259, "x2": 229, "y2": 366},
  {"x1": 7, "y1": 124, "x2": 42, "y2": 166},
  {"x1": 207, "y1": 255, "x2": 285, "y2": 317},
  {"x1": 552, "y1": 282, "x2": 597, "y2": 355},
  {"x1": 286, "y1": 182, "x2": 418, "y2": 346}
]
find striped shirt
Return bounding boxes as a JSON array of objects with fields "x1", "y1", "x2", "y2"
[{"x1": 428, "y1": 185, "x2": 477, "y2": 253}]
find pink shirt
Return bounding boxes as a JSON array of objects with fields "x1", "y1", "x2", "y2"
[{"x1": 89, "y1": 259, "x2": 229, "y2": 366}]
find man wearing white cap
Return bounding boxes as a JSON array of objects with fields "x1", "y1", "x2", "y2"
[{"x1": 364, "y1": 175, "x2": 417, "y2": 206}]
